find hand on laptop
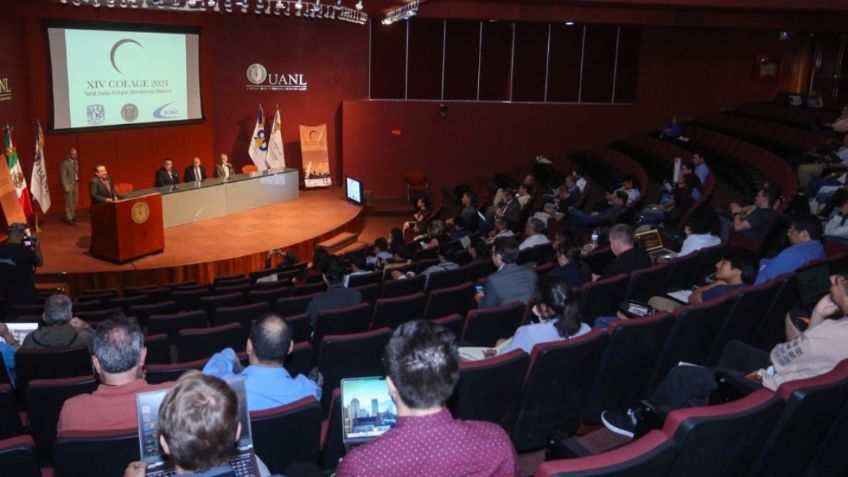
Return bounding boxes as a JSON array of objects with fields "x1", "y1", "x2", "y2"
[{"x1": 123, "y1": 461, "x2": 146, "y2": 477}]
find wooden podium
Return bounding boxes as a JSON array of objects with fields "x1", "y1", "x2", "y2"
[{"x1": 90, "y1": 194, "x2": 165, "y2": 263}]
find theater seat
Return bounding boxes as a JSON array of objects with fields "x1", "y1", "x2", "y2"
[
  {"x1": 449, "y1": 349, "x2": 529, "y2": 430},
  {"x1": 250, "y1": 397, "x2": 322, "y2": 474},
  {"x1": 54, "y1": 429, "x2": 139, "y2": 477},
  {"x1": 145, "y1": 358, "x2": 206, "y2": 384},
  {"x1": 423, "y1": 282, "x2": 475, "y2": 320},
  {"x1": 578, "y1": 273, "x2": 629, "y2": 323},
  {"x1": 461, "y1": 301, "x2": 527, "y2": 347},
  {"x1": 661, "y1": 388, "x2": 784, "y2": 477},
  {"x1": 284, "y1": 341, "x2": 314, "y2": 378},
  {"x1": 0, "y1": 435, "x2": 40, "y2": 477},
  {"x1": 511, "y1": 330, "x2": 609, "y2": 452},
  {"x1": 26, "y1": 375, "x2": 99, "y2": 464},
  {"x1": 14, "y1": 343, "x2": 92, "y2": 392},
  {"x1": 316, "y1": 328, "x2": 392, "y2": 410},
  {"x1": 177, "y1": 322, "x2": 243, "y2": 362},
  {"x1": 313, "y1": 303, "x2": 372, "y2": 351},
  {"x1": 371, "y1": 292, "x2": 427, "y2": 330},
  {"x1": 320, "y1": 388, "x2": 345, "y2": 470},
  {"x1": 147, "y1": 310, "x2": 208, "y2": 342},
  {"x1": 534, "y1": 430, "x2": 676, "y2": 477},
  {"x1": 380, "y1": 274, "x2": 426, "y2": 298},
  {"x1": 0, "y1": 384, "x2": 24, "y2": 439}
]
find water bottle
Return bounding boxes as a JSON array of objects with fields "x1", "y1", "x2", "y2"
[{"x1": 591, "y1": 228, "x2": 599, "y2": 248}]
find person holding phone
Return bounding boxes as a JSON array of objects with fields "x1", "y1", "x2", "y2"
[{"x1": 0, "y1": 223, "x2": 42, "y2": 309}]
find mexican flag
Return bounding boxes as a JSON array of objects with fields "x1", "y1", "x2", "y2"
[{"x1": 4, "y1": 127, "x2": 34, "y2": 217}]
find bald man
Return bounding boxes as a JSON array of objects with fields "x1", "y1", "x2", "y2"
[
  {"x1": 184, "y1": 157, "x2": 207, "y2": 182},
  {"x1": 60, "y1": 147, "x2": 80, "y2": 225}
]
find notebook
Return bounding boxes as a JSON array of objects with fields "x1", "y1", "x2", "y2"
[
  {"x1": 136, "y1": 378, "x2": 258, "y2": 477},
  {"x1": 6, "y1": 322, "x2": 38, "y2": 344},
  {"x1": 341, "y1": 377, "x2": 398, "y2": 446},
  {"x1": 635, "y1": 229, "x2": 674, "y2": 258},
  {"x1": 795, "y1": 262, "x2": 831, "y2": 309}
]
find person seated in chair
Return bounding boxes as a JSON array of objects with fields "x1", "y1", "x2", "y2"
[
  {"x1": 594, "y1": 223, "x2": 652, "y2": 281},
  {"x1": 754, "y1": 214, "x2": 824, "y2": 285},
  {"x1": 569, "y1": 190, "x2": 627, "y2": 233},
  {"x1": 123, "y1": 372, "x2": 283, "y2": 477},
  {"x1": 155, "y1": 157, "x2": 180, "y2": 187},
  {"x1": 725, "y1": 187, "x2": 778, "y2": 240},
  {"x1": 673, "y1": 208, "x2": 722, "y2": 258},
  {"x1": 22, "y1": 294, "x2": 94, "y2": 352},
  {"x1": 202, "y1": 313, "x2": 320, "y2": 411},
  {"x1": 305, "y1": 256, "x2": 363, "y2": 327},
  {"x1": 215, "y1": 153, "x2": 236, "y2": 179},
  {"x1": 58, "y1": 315, "x2": 170, "y2": 433},
  {"x1": 184, "y1": 157, "x2": 208, "y2": 182},
  {"x1": 519, "y1": 217, "x2": 550, "y2": 251},
  {"x1": 336, "y1": 321, "x2": 519, "y2": 476},
  {"x1": 475, "y1": 237, "x2": 537, "y2": 309},
  {"x1": 602, "y1": 273, "x2": 848, "y2": 439}
]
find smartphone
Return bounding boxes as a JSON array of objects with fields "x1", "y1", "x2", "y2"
[{"x1": 475, "y1": 284, "x2": 485, "y2": 294}]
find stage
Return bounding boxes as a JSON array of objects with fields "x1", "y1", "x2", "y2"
[{"x1": 37, "y1": 188, "x2": 365, "y2": 295}]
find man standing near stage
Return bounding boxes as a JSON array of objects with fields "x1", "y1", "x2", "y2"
[
  {"x1": 89, "y1": 163, "x2": 117, "y2": 205},
  {"x1": 60, "y1": 148, "x2": 80, "y2": 225}
]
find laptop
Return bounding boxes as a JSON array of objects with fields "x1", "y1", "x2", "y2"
[
  {"x1": 635, "y1": 229, "x2": 675, "y2": 259},
  {"x1": 6, "y1": 322, "x2": 38, "y2": 344},
  {"x1": 795, "y1": 262, "x2": 831, "y2": 309},
  {"x1": 340, "y1": 377, "x2": 398, "y2": 446},
  {"x1": 136, "y1": 378, "x2": 259, "y2": 477}
]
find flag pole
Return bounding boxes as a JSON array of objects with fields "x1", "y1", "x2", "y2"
[{"x1": 34, "y1": 209, "x2": 41, "y2": 233}]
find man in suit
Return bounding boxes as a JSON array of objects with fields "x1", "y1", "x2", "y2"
[
  {"x1": 306, "y1": 256, "x2": 362, "y2": 327},
  {"x1": 184, "y1": 157, "x2": 207, "y2": 182},
  {"x1": 155, "y1": 157, "x2": 180, "y2": 187},
  {"x1": 89, "y1": 163, "x2": 117, "y2": 205},
  {"x1": 477, "y1": 237, "x2": 538, "y2": 308},
  {"x1": 499, "y1": 187, "x2": 521, "y2": 230},
  {"x1": 215, "y1": 153, "x2": 236, "y2": 179},
  {"x1": 60, "y1": 147, "x2": 80, "y2": 225}
]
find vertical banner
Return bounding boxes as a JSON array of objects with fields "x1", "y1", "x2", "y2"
[
  {"x1": 266, "y1": 108, "x2": 286, "y2": 170},
  {"x1": 299, "y1": 124, "x2": 331, "y2": 188}
]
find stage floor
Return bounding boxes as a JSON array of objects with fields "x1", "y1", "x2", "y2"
[{"x1": 38, "y1": 188, "x2": 363, "y2": 276}]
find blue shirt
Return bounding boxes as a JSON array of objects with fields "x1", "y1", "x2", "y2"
[
  {"x1": 701, "y1": 283, "x2": 748, "y2": 302},
  {"x1": 755, "y1": 240, "x2": 825, "y2": 285},
  {"x1": 499, "y1": 319, "x2": 591, "y2": 355},
  {"x1": 0, "y1": 342, "x2": 15, "y2": 386},
  {"x1": 548, "y1": 263, "x2": 583, "y2": 289},
  {"x1": 695, "y1": 163, "x2": 709, "y2": 185},
  {"x1": 203, "y1": 348, "x2": 321, "y2": 412}
]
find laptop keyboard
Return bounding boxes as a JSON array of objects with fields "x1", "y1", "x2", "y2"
[{"x1": 146, "y1": 454, "x2": 256, "y2": 477}]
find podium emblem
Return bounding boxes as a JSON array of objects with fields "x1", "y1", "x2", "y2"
[{"x1": 131, "y1": 202, "x2": 150, "y2": 224}]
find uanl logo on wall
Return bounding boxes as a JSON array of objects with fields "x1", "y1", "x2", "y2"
[
  {"x1": 246, "y1": 63, "x2": 308, "y2": 92},
  {"x1": 0, "y1": 76, "x2": 11, "y2": 102}
]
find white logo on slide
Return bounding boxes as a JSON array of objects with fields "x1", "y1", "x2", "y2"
[{"x1": 87, "y1": 105, "x2": 105, "y2": 125}]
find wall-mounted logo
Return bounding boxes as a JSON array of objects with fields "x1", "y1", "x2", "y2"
[
  {"x1": 87, "y1": 104, "x2": 105, "y2": 125},
  {"x1": 0, "y1": 77, "x2": 11, "y2": 102},
  {"x1": 153, "y1": 102, "x2": 179, "y2": 119},
  {"x1": 110, "y1": 39, "x2": 143, "y2": 74},
  {"x1": 245, "y1": 63, "x2": 308, "y2": 92},
  {"x1": 121, "y1": 103, "x2": 139, "y2": 122}
]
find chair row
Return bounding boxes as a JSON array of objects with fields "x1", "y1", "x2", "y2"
[
  {"x1": 698, "y1": 111, "x2": 830, "y2": 155},
  {"x1": 736, "y1": 101, "x2": 839, "y2": 129}
]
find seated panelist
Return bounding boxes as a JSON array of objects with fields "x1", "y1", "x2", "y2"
[
  {"x1": 215, "y1": 153, "x2": 236, "y2": 179},
  {"x1": 155, "y1": 157, "x2": 180, "y2": 187},
  {"x1": 184, "y1": 157, "x2": 207, "y2": 182}
]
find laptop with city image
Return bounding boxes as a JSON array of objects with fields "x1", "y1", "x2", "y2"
[
  {"x1": 5, "y1": 322, "x2": 38, "y2": 344},
  {"x1": 341, "y1": 377, "x2": 398, "y2": 446},
  {"x1": 136, "y1": 377, "x2": 258, "y2": 477}
]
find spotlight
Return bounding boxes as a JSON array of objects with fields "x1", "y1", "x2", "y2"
[
  {"x1": 92, "y1": 0, "x2": 101, "y2": 7},
  {"x1": 295, "y1": 0, "x2": 302, "y2": 9},
  {"x1": 564, "y1": 20, "x2": 574, "y2": 26},
  {"x1": 355, "y1": 0, "x2": 362, "y2": 10},
  {"x1": 336, "y1": 0, "x2": 341, "y2": 6},
  {"x1": 106, "y1": 0, "x2": 116, "y2": 6}
]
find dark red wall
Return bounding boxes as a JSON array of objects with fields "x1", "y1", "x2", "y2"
[
  {"x1": 343, "y1": 26, "x2": 803, "y2": 197},
  {"x1": 1, "y1": 1, "x2": 806, "y2": 210}
]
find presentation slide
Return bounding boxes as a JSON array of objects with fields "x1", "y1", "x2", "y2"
[{"x1": 47, "y1": 23, "x2": 202, "y2": 131}]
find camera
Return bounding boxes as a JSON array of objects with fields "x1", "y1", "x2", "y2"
[{"x1": 22, "y1": 236, "x2": 37, "y2": 248}]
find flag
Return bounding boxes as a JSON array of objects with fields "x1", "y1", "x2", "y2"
[
  {"x1": 248, "y1": 106, "x2": 268, "y2": 171},
  {"x1": 30, "y1": 120, "x2": 51, "y2": 214},
  {"x1": 4, "y1": 126, "x2": 33, "y2": 217},
  {"x1": 266, "y1": 108, "x2": 286, "y2": 170}
]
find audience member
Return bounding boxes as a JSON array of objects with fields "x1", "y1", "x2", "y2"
[
  {"x1": 823, "y1": 105, "x2": 848, "y2": 134},
  {"x1": 58, "y1": 316, "x2": 169, "y2": 432},
  {"x1": 797, "y1": 135, "x2": 848, "y2": 188},
  {"x1": 727, "y1": 187, "x2": 777, "y2": 239},
  {"x1": 0, "y1": 222, "x2": 42, "y2": 308},
  {"x1": 343, "y1": 251, "x2": 372, "y2": 287},
  {"x1": 659, "y1": 116, "x2": 685, "y2": 138},
  {"x1": 336, "y1": 321, "x2": 519, "y2": 476},
  {"x1": 22, "y1": 294, "x2": 94, "y2": 352},
  {"x1": 367, "y1": 238, "x2": 394, "y2": 268},
  {"x1": 0, "y1": 323, "x2": 20, "y2": 384},
  {"x1": 519, "y1": 217, "x2": 550, "y2": 250},
  {"x1": 648, "y1": 248, "x2": 758, "y2": 312},
  {"x1": 596, "y1": 224, "x2": 652, "y2": 280},
  {"x1": 498, "y1": 187, "x2": 521, "y2": 229},
  {"x1": 606, "y1": 175, "x2": 640, "y2": 206},
  {"x1": 486, "y1": 217, "x2": 515, "y2": 243},
  {"x1": 447, "y1": 216, "x2": 470, "y2": 240},
  {"x1": 824, "y1": 198, "x2": 848, "y2": 241},
  {"x1": 477, "y1": 237, "x2": 537, "y2": 308},
  {"x1": 306, "y1": 256, "x2": 363, "y2": 327},
  {"x1": 691, "y1": 151, "x2": 710, "y2": 185},
  {"x1": 602, "y1": 273, "x2": 848, "y2": 438},
  {"x1": 569, "y1": 190, "x2": 627, "y2": 232},
  {"x1": 548, "y1": 242, "x2": 587, "y2": 289},
  {"x1": 638, "y1": 174, "x2": 699, "y2": 227},
  {"x1": 123, "y1": 371, "x2": 282, "y2": 477},
  {"x1": 754, "y1": 214, "x2": 824, "y2": 285},
  {"x1": 392, "y1": 248, "x2": 460, "y2": 287},
  {"x1": 403, "y1": 195, "x2": 432, "y2": 234},
  {"x1": 203, "y1": 314, "x2": 320, "y2": 411},
  {"x1": 675, "y1": 208, "x2": 722, "y2": 257},
  {"x1": 388, "y1": 227, "x2": 412, "y2": 261},
  {"x1": 494, "y1": 276, "x2": 589, "y2": 356},
  {"x1": 516, "y1": 183, "x2": 532, "y2": 208},
  {"x1": 155, "y1": 157, "x2": 180, "y2": 187},
  {"x1": 572, "y1": 169, "x2": 587, "y2": 193}
]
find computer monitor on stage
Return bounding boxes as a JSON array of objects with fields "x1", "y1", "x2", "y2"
[{"x1": 346, "y1": 176, "x2": 364, "y2": 205}]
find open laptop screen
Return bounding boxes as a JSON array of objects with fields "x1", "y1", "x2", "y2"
[
  {"x1": 341, "y1": 377, "x2": 397, "y2": 445},
  {"x1": 635, "y1": 229, "x2": 664, "y2": 253},
  {"x1": 5, "y1": 322, "x2": 38, "y2": 344}
]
